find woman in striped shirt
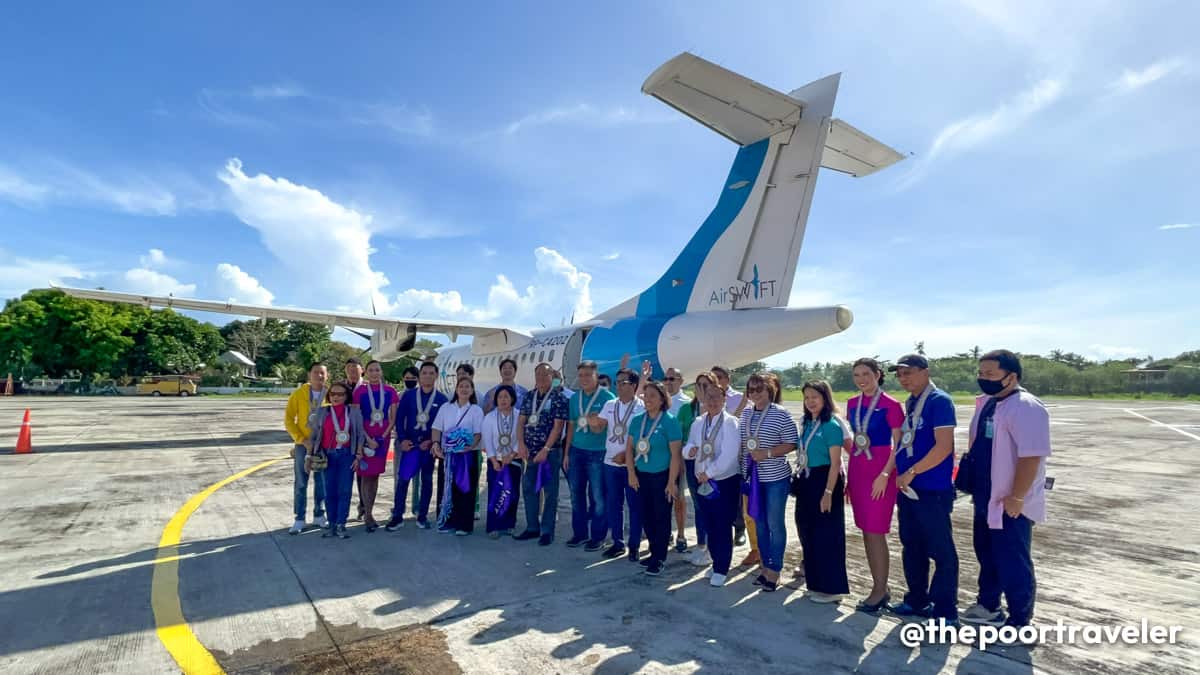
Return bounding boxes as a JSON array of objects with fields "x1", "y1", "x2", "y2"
[{"x1": 740, "y1": 372, "x2": 799, "y2": 591}]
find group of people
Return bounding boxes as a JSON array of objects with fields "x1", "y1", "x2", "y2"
[{"x1": 283, "y1": 349, "x2": 1050, "y2": 629}]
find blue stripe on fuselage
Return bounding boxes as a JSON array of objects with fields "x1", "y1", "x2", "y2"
[
  {"x1": 634, "y1": 139, "x2": 770, "y2": 318},
  {"x1": 580, "y1": 316, "x2": 671, "y2": 380}
]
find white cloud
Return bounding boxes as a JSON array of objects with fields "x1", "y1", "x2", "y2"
[
  {"x1": 1109, "y1": 58, "x2": 1188, "y2": 95},
  {"x1": 0, "y1": 249, "x2": 86, "y2": 299},
  {"x1": 0, "y1": 166, "x2": 50, "y2": 204},
  {"x1": 214, "y1": 263, "x2": 275, "y2": 305},
  {"x1": 895, "y1": 78, "x2": 1064, "y2": 189},
  {"x1": 0, "y1": 161, "x2": 177, "y2": 215},
  {"x1": 1087, "y1": 344, "x2": 1147, "y2": 360},
  {"x1": 218, "y1": 158, "x2": 387, "y2": 312},
  {"x1": 388, "y1": 246, "x2": 593, "y2": 327},
  {"x1": 120, "y1": 268, "x2": 196, "y2": 296},
  {"x1": 601, "y1": 251, "x2": 621, "y2": 261},
  {"x1": 1159, "y1": 223, "x2": 1197, "y2": 231},
  {"x1": 347, "y1": 102, "x2": 434, "y2": 137},
  {"x1": 250, "y1": 83, "x2": 307, "y2": 99},
  {"x1": 139, "y1": 248, "x2": 169, "y2": 268},
  {"x1": 502, "y1": 103, "x2": 674, "y2": 136}
]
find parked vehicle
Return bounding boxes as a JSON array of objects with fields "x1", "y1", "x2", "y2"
[{"x1": 136, "y1": 375, "x2": 198, "y2": 397}]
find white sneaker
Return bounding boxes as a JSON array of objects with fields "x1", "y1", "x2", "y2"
[
  {"x1": 808, "y1": 592, "x2": 844, "y2": 604},
  {"x1": 316, "y1": 515, "x2": 329, "y2": 529},
  {"x1": 288, "y1": 520, "x2": 304, "y2": 535},
  {"x1": 689, "y1": 548, "x2": 712, "y2": 567},
  {"x1": 710, "y1": 573, "x2": 727, "y2": 587},
  {"x1": 961, "y1": 603, "x2": 1006, "y2": 626}
]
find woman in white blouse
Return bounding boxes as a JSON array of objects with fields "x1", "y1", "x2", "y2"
[
  {"x1": 431, "y1": 376, "x2": 484, "y2": 535},
  {"x1": 683, "y1": 375, "x2": 742, "y2": 587},
  {"x1": 482, "y1": 385, "x2": 523, "y2": 538}
]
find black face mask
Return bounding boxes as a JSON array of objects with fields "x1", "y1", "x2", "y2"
[
  {"x1": 977, "y1": 374, "x2": 1009, "y2": 396},
  {"x1": 404, "y1": 380, "x2": 418, "y2": 390}
]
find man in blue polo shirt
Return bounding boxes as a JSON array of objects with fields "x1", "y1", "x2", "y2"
[{"x1": 889, "y1": 354, "x2": 960, "y2": 622}]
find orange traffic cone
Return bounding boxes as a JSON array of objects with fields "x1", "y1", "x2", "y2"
[{"x1": 15, "y1": 408, "x2": 32, "y2": 454}]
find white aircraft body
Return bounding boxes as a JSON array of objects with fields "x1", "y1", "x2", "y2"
[{"x1": 58, "y1": 53, "x2": 903, "y2": 394}]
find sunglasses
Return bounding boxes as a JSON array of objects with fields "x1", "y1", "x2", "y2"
[
  {"x1": 747, "y1": 385, "x2": 764, "y2": 393},
  {"x1": 330, "y1": 391, "x2": 348, "y2": 398},
  {"x1": 664, "y1": 376, "x2": 680, "y2": 381}
]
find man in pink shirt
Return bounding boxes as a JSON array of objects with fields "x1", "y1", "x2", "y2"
[{"x1": 961, "y1": 350, "x2": 1051, "y2": 629}]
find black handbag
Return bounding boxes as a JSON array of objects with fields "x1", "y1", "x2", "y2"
[{"x1": 954, "y1": 450, "x2": 974, "y2": 495}]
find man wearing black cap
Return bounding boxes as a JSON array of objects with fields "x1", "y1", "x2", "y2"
[{"x1": 888, "y1": 354, "x2": 960, "y2": 623}]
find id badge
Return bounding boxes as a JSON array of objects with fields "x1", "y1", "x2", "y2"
[{"x1": 984, "y1": 419, "x2": 994, "y2": 439}]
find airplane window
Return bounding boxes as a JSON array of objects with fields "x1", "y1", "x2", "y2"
[
  {"x1": 549, "y1": 349, "x2": 555, "y2": 362},
  {"x1": 538, "y1": 351, "x2": 545, "y2": 363}
]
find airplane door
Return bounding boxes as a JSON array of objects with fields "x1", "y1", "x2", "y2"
[{"x1": 561, "y1": 329, "x2": 586, "y2": 388}]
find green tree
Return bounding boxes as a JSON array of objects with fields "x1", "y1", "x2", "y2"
[
  {"x1": 269, "y1": 322, "x2": 332, "y2": 370},
  {"x1": 221, "y1": 319, "x2": 288, "y2": 372},
  {"x1": 0, "y1": 290, "x2": 132, "y2": 379}
]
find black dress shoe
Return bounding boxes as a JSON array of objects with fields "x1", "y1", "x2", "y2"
[
  {"x1": 513, "y1": 530, "x2": 540, "y2": 541},
  {"x1": 538, "y1": 534, "x2": 553, "y2": 546},
  {"x1": 602, "y1": 544, "x2": 626, "y2": 559},
  {"x1": 565, "y1": 536, "x2": 587, "y2": 548}
]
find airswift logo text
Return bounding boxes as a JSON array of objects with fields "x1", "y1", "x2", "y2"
[{"x1": 708, "y1": 265, "x2": 778, "y2": 306}]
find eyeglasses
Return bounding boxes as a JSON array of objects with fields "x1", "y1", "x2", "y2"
[
  {"x1": 747, "y1": 385, "x2": 764, "y2": 393},
  {"x1": 330, "y1": 392, "x2": 347, "y2": 398},
  {"x1": 664, "y1": 376, "x2": 680, "y2": 381},
  {"x1": 617, "y1": 379, "x2": 633, "y2": 385}
]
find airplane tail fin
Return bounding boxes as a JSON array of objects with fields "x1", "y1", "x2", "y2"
[{"x1": 595, "y1": 53, "x2": 902, "y2": 320}]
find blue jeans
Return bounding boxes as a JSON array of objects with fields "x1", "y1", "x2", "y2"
[
  {"x1": 603, "y1": 463, "x2": 641, "y2": 550},
  {"x1": 752, "y1": 478, "x2": 791, "y2": 573},
  {"x1": 293, "y1": 444, "x2": 325, "y2": 521},
  {"x1": 521, "y1": 447, "x2": 562, "y2": 537},
  {"x1": 898, "y1": 488, "x2": 959, "y2": 620},
  {"x1": 684, "y1": 459, "x2": 707, "y2": 546},
  {"x1": 973, "y1": 506, "x2": 1036, "y2": 625},
  {"x1": 322, "y1": 448, "x2": 356, "y2": 526},
  {"x1": 568, "y1": 447, "x2": 607, "y2": 543},
  {"x1": 393, "y1": 450, "x2": 435, "y2": 523}
]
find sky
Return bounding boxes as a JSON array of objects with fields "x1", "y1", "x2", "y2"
[{"x1": 1, "y1": 1, "x2": 1197, "y2": 367}]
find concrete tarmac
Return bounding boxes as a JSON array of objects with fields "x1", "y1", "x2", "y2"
[{"x1": 0, "y1": 396, "x2": 1197, "y2": 674}]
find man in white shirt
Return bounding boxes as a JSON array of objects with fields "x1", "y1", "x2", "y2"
[{"x1": 597, "y1": 368, "x2": 646, "y2": 561}]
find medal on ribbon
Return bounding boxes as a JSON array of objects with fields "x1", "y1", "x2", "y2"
[
  {"x1": 415, "y1": 389, "x2": 436, "y2": 431},
  {"x1": 526, "y1": 388, "x2": 551, "y2": 429},
  {"x1": 609, "y1": 398, "x2": 637, "y2": 444},
  {"x1": 853, "y1": 388, "x2": 882, "y2": 461},
  {"x1": 745, "y1": 406, "x2": 769, "y2": 454},
  {"x1": 575, "y1": 387, "x2": 603, "y2": 433},
  {"x1": 330, "y1": 407, "x2": 350, "y2": 446},
  {"x1": 900, "y1": 383, "x2": 934, "y2": 458},
  {"x1": 634, "y1": 413, "x2": 662, "y2": 463},
  {"x1": 797, "y1": 419, "x2": 821, "y2": 478},
  {"x1": 367, "y1": 381, "x2": 386, "y2": 425},
  {"x1": 498, "y1": 411, "x2": 514, "y2": 455}
]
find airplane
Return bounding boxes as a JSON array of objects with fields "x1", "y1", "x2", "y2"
[{"x1": 57, "y1": 52, "x2": 904, "y2": 396}]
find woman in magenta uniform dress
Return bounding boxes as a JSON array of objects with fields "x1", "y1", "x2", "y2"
[
  {"x1": 845, "y1": 357, "x2": 904, "y2": 613},
  {"x1": 354, "y1": 360, "x2": 399, "y2": 532}
]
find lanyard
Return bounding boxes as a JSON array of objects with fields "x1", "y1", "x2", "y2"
[
  {"x1": 796, "y1": 419, "x2": 822, "y2": 476},
  {"x1": 330, "y1": 406, "x2": 349, "y2": 446},
  {"x1": 609, "y1": 399, "x2": 638, "y2": 442},
  {"x1": 901, "y1": 383, "x2": 935, "y2": 457},
  {"x1": 854, "y1": 389, "x2": 883, "y2": 459},
  {"x1": 366, "y1": 381, "x2": 385, "y2": 422},
  {"x1": 416, "y1": 388, "x2": 437, "y2": 430},
  {"x1": 635, "y1": 413, "x2": 664, "y2": 463}
]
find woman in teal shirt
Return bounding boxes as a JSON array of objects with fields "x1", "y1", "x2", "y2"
[
  {"x1": 794, "y1": 380, "x2": 851, "y2": 603},
  {"x1": 626, "y1": 380, "x2": 683, "y2": 577}
]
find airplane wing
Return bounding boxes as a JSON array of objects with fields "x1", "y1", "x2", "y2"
[{"x1": 52, "y1": 286, "x2": 521, "y2": 342}]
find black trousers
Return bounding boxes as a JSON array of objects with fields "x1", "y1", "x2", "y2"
[
  {"x1": 898, "y1": 488, "x2": 959, "y2": 619},
  {"x1": 448, "y1": 451, "x2": 481, "y2": 533},
  {"x1": 637, "y1": 469, "x2": 671, "y2": 564},
  {"x1": 793, "y1": 465, "x2": 850, "y2": 594}
]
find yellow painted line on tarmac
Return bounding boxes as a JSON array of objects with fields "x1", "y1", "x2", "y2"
[{"x1": 152, "y1": 456, "x2": 286, "y2": 674}]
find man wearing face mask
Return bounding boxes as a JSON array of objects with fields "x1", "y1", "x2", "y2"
[
  {"x1": 960, "y1": 350, "x2": 1051, "y2": 629},
  {"x1": 401, "y1": 366, "x2": 419, "y2": 391}
]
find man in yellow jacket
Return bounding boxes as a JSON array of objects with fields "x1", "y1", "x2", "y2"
[{"x1": 285, "y1": 363, "x2": 329, "y2": 534}]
